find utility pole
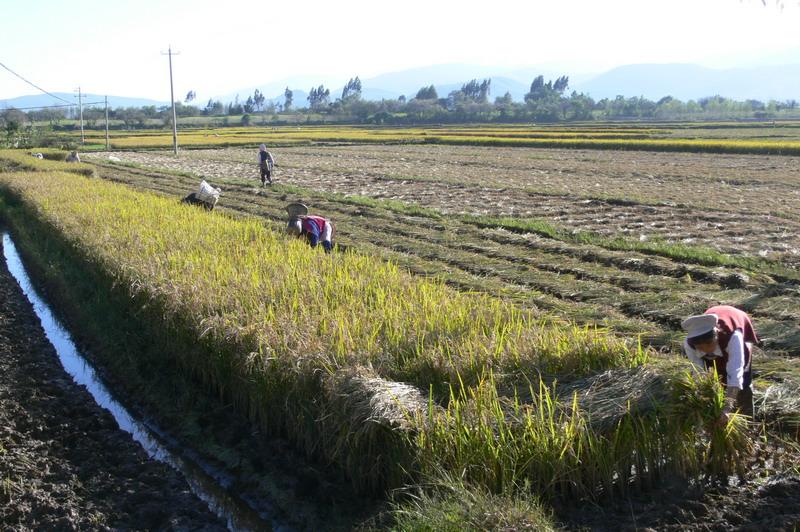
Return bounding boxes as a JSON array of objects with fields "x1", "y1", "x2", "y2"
[
  {"x1": 105, "y1": 95, "x2": 110, "y2": 150},
  {"x1": 162, "y1": 46, "x2": 180, "y2": 155},
  {"x1": 75, "y1": 86, "x2": 84, "y2": 144}
]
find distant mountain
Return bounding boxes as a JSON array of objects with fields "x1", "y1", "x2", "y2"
[
  {"x1": 574, "y1": 63, "x2": 800, "y2": 101},
  {"x1": 361, "y1": 64, "x2": 499, "y2": 98},
  {"x1": 0, "y1": 92, "x2": 168, "y2": 110}
]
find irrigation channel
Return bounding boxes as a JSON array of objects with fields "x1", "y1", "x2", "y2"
[{"x1": 2, "y1": 230, "x2": 284, "y2": 532}]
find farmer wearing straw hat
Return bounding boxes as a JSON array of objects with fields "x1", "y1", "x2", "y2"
[
  {"x1": 681, "y1": 305, "x2": 759, "y2": 422},
  {"x1": 285, "y1": 203, "x2": 334, "y2": 252}
]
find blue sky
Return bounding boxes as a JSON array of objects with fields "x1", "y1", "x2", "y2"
[{"x1": 1, "y1": 0, "x2": 798, "y2": 101}]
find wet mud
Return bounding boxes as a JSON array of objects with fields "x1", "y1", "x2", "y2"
[{"x1": 0, "y1": 236, "x2": 226, "y2": 531}]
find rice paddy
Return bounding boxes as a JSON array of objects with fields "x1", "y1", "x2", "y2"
[
  {"x1": 2, "y1": 131, "x2": 800, "y2": 528},
  {"x1": 67, "y1": 121, "x2": 800, "y2": 155}
]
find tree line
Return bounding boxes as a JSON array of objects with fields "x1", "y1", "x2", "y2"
[{"x1": 3, "y1": 73, "x2": 800, "y2": 134}]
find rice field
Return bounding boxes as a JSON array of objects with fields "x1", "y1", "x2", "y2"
[
  {"x1": 0, "y1": 148, "x2": 95, "y2": 176},
  {"x1": 85, "y1": 144, "x2": 800, "y2": 354},
  {"x1": 69, "y1": 122, "x2": 800, "y2": 155},
  {"x1": 3, "y1": 138, "x2": 800, "y2": 528}
]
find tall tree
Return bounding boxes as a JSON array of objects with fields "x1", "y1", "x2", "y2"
[
  {"x1": 284, "y1": 87, "x2": 293, "y2": 111},
  {"x1": 460, "y1": 79, "x2": 491, "y2": 103},
  {"x1": 415, "y1": 85, "x2": 438, "y2": 100},
  {"x1": 341, "y1": 76, "x2": 362, "y2": 101},
  {"x1": 553, "y1": 76, "x2": 569, "y2": 94},
  {"x1": 308, "y1": 85, "x2": 330, "y2": 111},
  {"x1": 252, "y1": 89, "x2": 266, "y2": 112}
]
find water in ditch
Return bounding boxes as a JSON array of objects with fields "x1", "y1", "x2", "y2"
[{"x1": 2, "y1": 230, "x2": 285, "y2": 532}]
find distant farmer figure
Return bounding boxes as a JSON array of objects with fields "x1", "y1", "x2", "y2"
[
  {"x1": 66, "y1": 151, "x2": 81, "y2": 163},
  {"x1": 285, "y1": 202, "x2": 334, "y2": 252},
  {"x1": 257, "y1": 144, "x2": 274, "y2": 186},
  {"x1": 681, "y1": 305, "x2": 759, "y2": 421}
]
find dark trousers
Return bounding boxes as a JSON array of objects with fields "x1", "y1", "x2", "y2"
[
  {"x1": 260, "y1": 164, "x2": 272, "y2": 184},
  {"x1": 736, "y1": 386, "x2": 754, "y2": 417}
]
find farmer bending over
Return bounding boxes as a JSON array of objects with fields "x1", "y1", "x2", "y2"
[
  {"x1": 285, "y1": 203, "x2": 334, "y2": 252},
  {"x1": 681, "y1": 305, "x2": 759, "y2": 422}
]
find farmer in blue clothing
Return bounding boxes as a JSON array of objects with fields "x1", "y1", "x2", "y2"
[{"x1": 286, "y1": 203, "x2": 334, "y2": 252}]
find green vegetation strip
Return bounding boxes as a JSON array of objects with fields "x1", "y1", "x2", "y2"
[
  {"x1": 0, "y1": 170, "x2": 764, "y2": 513},
  {"x1": 463, "y1": 214, "x2": 793, "y2": 275}
]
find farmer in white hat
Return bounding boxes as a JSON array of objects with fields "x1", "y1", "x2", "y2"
[
  {"x1": 285, "y1": 203, "x2": 334, "y2": 252},
  {"x1": 257, "y1": 144, "x2": 274, "y2": 186},
  {"x1": 681, "y1": 305, "x2": 759, "y2": 421}
]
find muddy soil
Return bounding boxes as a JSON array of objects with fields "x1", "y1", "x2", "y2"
[
  {"x1": 560, "y1": 472, "x2": 800, "y2": 531},
  {"x1": 0, "y1": 238, "x2": 225, "y2": 530}
]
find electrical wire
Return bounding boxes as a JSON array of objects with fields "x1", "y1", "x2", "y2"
[
  {"x1": 6, "y1": 101, "x2": 104, "y2": 111},
  {"x1": 0, "y1": 60, "x2": 72, "y2": 104}
]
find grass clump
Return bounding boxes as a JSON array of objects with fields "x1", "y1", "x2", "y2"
[
  {"x1": 384, "y1": 476, "x2": 555, "y2": 531},
  {"x1": 668, "y1": 370, "x2": 755, "y2": 478}
]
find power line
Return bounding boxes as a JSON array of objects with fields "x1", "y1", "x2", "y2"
[
  {"x1": 3, "y1": 101, "x2": 104, "y2": 111},
  {"x1": 0, "y1": 60, "x2": 72, "y2": 104}
]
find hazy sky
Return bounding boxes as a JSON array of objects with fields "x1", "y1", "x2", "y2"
[{"x1": 1, "y1": 0, "x2": 798, "y2": 101}]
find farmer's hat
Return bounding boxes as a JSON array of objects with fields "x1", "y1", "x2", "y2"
[
  {"x1": 681, "y1": 313, "x2": 718, "y2": 340},
  {"x1": 286, "y1": 202, "x2": 308, "y2": 219}
]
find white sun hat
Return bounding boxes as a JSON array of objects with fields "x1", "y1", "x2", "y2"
[{"x1": 681, "y1": 313, "x2": 718, "y2": 339}]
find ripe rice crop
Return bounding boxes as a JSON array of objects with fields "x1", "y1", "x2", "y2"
[
  {"x1": 65, "y1": 123, "x2": 800, "y2": 155},
  {"x1": 0, "y1": 169, "x2": 757, "y2": 501},
  {"x1": 0, "y1": 149, "x2": 95, "y2": 177},
  {"x1": 423, "y1": 135, "x2": 800, "y2": 155}
]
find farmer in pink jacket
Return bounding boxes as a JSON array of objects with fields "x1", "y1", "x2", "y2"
[{"x1": 285, "y1": 203, "x2": 334, "y2": 252}]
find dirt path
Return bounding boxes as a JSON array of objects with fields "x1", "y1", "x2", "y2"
[{"x1": 0, "y1": 237, "x2": 225, "y2": 530}]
